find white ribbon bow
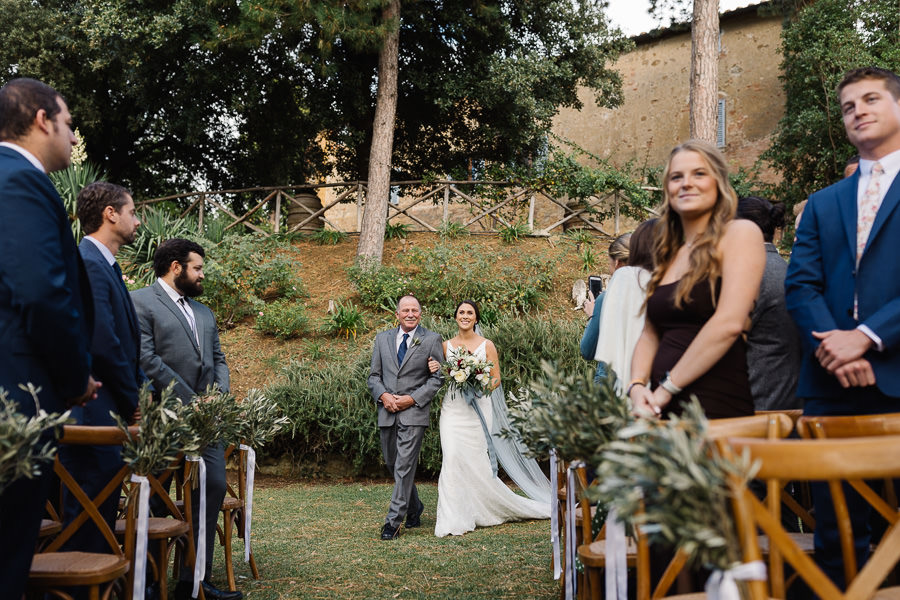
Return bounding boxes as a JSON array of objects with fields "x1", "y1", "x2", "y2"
[
  {"x1": 705, "y1": 560, "x2": 767, "y2": 600},
  {"x1": 550, "y1": 450, "x2": 561, "y2": 580},
  {"x1": 604, "y1": 507, "x2": 628, "y2": 600},
  {"x1": 130, "y1": 474, "x2": 150, "y2": 600},
  {"x1": 186, "y1": 456, "x2": 208, "y2": 599},
  {"x1": 564, "y1": 461, "x2": 582, "y2": 600},
  {"x1": 240, "y1": 444, "x2": 256, "y2": 562}
]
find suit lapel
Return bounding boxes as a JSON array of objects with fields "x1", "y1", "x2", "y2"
[
  {"x1": 837, "y1": 173, "x2": 860, "y2": 262},
  {"x1": 153, "y1": 282, "x2": 201, "y2": 356},
  {"x1": 864, "y1": 170, "x2": 900, "y2": 257}
]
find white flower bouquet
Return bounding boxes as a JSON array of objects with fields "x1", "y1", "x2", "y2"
[{"x1": 441, "y1": 346, "x2": 494, "y2": 399}]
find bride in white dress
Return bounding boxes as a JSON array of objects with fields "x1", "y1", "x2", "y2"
[{"x1": 429, "y1": 300, "x2": 551, "y2": 537}]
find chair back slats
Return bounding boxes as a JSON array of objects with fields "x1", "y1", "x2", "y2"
[
  {"x1": 798, "y1": 413, "x2": 900, "y2": 440},
  {"x1": 707, "y1": 413, "x2": 793, "y2": 439},
  {"x1": 726, "y1": 436, "x2": 900, "y2": 600}
]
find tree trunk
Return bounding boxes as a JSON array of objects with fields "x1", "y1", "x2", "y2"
[
  {"x1": 356, "y1": 0, "x2": 401, "y2": 267},
  {"x1": 689, "y1": 0, "x2": 719, "y2": 143}
]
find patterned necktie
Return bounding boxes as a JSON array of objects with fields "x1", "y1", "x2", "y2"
[
  {"x1": 857, "y1": 161, "x2": 885, "y2": 264},
  {"x1": 397, "y1": 332, "x2": 409, "y2": 365}
]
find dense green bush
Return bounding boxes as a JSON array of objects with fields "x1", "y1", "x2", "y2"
[
  {"x1": 348, "y1": 243, "x2": 558, "y2": 326},
  {"x1": 255, "y1": 300, "x2": 309, "y2": 339},
  {"x1": 199, "y1": 234, "x2": 306, "y2": 327},
  {"x1": 119, "y1": 206, "x2": 194, "y2": 288},
  {"x1": 263, "y1": 315, "x2": 588, "y2": 476}
]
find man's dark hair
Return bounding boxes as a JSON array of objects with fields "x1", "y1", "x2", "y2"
[
  {"x1": 0, "y1": 78, "x2": 63, "y2": 141},
  {"x1": 153, "y1": 238, "x2": 205, "y2": 277},
  {"x1": 838, "y1": 67, "x2": 900, "y2": 101},
  {"x1": 737, "y1": 196, "x2": 785, "y2": 243},
  {"x1": 76, "y1": 181, "x2": 132, "y2": 235}
]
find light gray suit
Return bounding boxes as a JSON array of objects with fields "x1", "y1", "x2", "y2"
[
  {"x1": 131, "y1": 281, "x2": 229, "y2": 581},
  {"x1": 368, "y1": 326, "x2": 444, "y2": 528}
]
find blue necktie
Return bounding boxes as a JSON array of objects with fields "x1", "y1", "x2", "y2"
[{"x1": 397, "y1": 333, "x2": 409, "y2": 365}]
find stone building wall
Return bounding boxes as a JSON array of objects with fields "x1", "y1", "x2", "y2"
[{"x1": 552, "y1": 4, "x2": 784, "y2": 178}]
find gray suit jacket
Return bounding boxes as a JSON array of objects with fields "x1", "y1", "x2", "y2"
[
  {"x1": 131, "y1": 281, "x2": 229, "y2": 403},
  {"x1": 368, "y1": 326, "x2": 444, "y2": 427}
]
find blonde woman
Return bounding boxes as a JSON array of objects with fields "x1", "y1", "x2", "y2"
[{"x1": 628, "y1": 140, "x2": 765, "y2": 419}]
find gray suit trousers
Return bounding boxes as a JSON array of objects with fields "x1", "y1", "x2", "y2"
[{"x1": 380, "y1": 423, "x2": 426, "y2": 528}]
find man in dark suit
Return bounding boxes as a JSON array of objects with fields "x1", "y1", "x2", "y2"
[
  {"x1": 131, "y1": 238, "x2": 240, "y2": 600},
  {"x1": 367, "y1": 295, "x2": 444, "y2": 540},
  {"x1": 785, "y1": 66, "x2": 900, "y2": 586},
  {"x1": 0, "y1": 77, "x2": 100, "y2": 599},
  {"x1": 59, "y1": 181, "x2": 144, "y2": 555}
]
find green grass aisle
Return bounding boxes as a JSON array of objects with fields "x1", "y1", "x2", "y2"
[{"x1": 213, "y1": 479, "x2": 558, "y2": 599}]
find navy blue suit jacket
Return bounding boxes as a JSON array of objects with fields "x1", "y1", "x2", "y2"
[
  {"x1": 785, "y1": 170, "x2": 900, "y2": 399},
  {"x1": 0, "y1": 146, "x2": 92, "y2": 414},
  {"x1": 72, "y1": 239, "x2": 144, "y2": 424}
]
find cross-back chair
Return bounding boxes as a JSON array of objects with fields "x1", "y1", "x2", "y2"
[
  {"x1": 218, "y1": 444, "x2": 260, "y2": 592},
  {"x1": 27, "y1": 425, "x2": 132, "y2": 600},
  {"x1": 725, "y1": 435, "x2": 900, "y2": 599}
]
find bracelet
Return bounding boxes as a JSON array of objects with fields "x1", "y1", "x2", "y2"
[
  {"x1": 659, "y1": 371, "x2": 683, "y2": 395},
  {"x1": 626, "y1": 380, "x2": 646, "y2": 396}
]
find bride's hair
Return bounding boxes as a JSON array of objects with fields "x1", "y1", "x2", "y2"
[{"x1": 455, "y1": 299, "x2": 480, "y2": 324}]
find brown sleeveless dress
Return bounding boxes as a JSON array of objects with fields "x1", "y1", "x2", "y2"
[{"x1": 646, "y1": 278, "x2": 753, "y2": 420}]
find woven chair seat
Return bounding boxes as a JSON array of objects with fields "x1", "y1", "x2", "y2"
[
  {"x1": 116, "y1": 516, "x2": 189, "y2": 539},
  {"x1": 29, "y1": 551, "x2": 129, "y2": 586}
]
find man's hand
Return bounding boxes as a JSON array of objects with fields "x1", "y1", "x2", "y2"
[
  {"x1": 813, "y1": 329, "x2": 874, "y2": 372},
  {"x1": 833, "y1": 358, "x2": 877, "y2": 388},
  {"x1": 380, "y1": 392, "x2": 398, "y2": 413},
  {"x1": 394, "y1": 395, "x2": 416, "y2": 411},
  {"x1": 68, "y1": 376, "x2": 101, "y2": 407}
]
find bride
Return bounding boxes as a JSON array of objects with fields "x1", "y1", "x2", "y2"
[{"x1": 428, "y1": 300, "x2": 551, "y2": 537}]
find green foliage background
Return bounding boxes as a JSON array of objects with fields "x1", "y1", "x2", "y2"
[{"x1": 762, "y1": 0, "x2": 900, "y2": 212}]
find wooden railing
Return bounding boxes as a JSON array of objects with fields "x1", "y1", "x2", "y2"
[{"x1": 138, "y1": 180, "x2": 659, "y2": 238}]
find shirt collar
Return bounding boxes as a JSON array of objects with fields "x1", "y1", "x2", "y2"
[
  {"x1": 85, "y1": 235, "x2": 116, "y2": 266},
  {"x1": 398, "y1": 325, "x2": 418, "y2": 340},
  {"x1": 0, "y1": 142, "x2": 45, "y2": 172},
  {"x1": 157, "y1": 278, "x2": 184, "y2": 304},
  {"x1": 859, "y1": 147, "x2": 900, "y2": 176}
]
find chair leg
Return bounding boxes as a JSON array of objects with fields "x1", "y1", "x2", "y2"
[
  {"x1": 222, "y1": 508, "x2": 236, "y2": 592},
  {"x1": 248, "y1": 551, "x2": 260, "y2": 580}
]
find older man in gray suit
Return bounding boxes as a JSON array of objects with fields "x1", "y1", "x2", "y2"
[
  {"x1": 368, "y1": 295, "x2": 444, "y2": 540},
  {"x1": 131, "y1": 238, "x2": 240, "y2": 600}
]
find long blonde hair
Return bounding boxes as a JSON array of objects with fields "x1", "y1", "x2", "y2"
[{"x1": 645, "y1": 140, "x2": 738, "y2": 309}]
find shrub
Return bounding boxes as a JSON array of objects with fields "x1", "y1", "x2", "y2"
[
  {"x1": 323, "y1": 300, "x2": 366, "y2": 339},
  {"x1": 347, "y1": 263, "x2": 411, "y2": 313},
  {"x1": 384, "y1": 222, "x2": 411, "y2": 240},
  {"x1": 498, "y1": 222, "x2": 530, "y2": 244},
  {"x1": 438, "y1": 221, "x2": 469, "y2": 239},
  {"x1": 579, "y1": 246, "x2": 597, "y2": 273},
  {"x1": 200, "y1": 234, "x2": 306, "y2": 327},
  {"x1": 262, "y1": 315, "x2": 587, "y2": 475},
  {"x1": 310, "y1": 229, "x2": 348, "y2": 245},
  {"x1": 255, "y1": 300, "x2": 308, "y2": 339}
]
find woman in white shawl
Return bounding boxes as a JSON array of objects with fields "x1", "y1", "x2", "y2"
[{"x1": 594, "y1": 218, "x2": 658, "y2": 391}]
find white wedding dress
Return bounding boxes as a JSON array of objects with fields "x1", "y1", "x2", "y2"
[{"x1": 434, "y1": 340, "x2": 551, "y2": 537}]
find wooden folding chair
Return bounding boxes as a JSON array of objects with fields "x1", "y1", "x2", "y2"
[
  {"x1": 624, "y1": 413, "x2": 794, "y2": 600},
  {"x1": 27, "y1": 426, "x2": 132, "y2": 600},
  {"x1": 218, "y1": 445, "x2": 260, "y2": 592},
  {"x1": 725, "y1": 435, "x2": 900, "y2": 599}
]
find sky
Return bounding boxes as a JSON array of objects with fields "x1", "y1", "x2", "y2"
[{"x1": 606, "y1": 0, "x2": 752, "y2": 36}]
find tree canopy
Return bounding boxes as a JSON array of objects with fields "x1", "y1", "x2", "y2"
[
  {"x1": 761, "y1": 0, "x2": 900, "y2": 210},
  {"x1": 1, "y1": 0, "x2": 629, "y2": 198}
]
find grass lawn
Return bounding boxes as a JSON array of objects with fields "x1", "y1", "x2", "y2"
[{"x1": 210, "y1": 478, "x2": 559, "y2": 600}]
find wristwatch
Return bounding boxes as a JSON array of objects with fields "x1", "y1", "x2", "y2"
[{"x1": 658, "y1": 371, "x2": 683, "y2": 395}]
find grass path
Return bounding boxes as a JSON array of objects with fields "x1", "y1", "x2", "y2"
[{"x1": 213, "y1": 479, "x2": 559, "y2": 599}]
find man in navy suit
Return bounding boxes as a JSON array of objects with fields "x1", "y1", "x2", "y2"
[
  {"x1": 0, "y1": 78, "x2": 100, "y2": 598},
  {"x1": 59, "y1": 181, "x2": 144, "y2": 555},
  {"x1": 786, "y1": 66, "x2": 900, "y2": 586}
]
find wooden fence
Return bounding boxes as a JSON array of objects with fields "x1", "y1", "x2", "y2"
[{"x1": 139, "y1": 180, "x2": 659, "y2": 238}]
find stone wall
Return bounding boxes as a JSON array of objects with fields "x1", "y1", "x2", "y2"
[{"x1": 552, "y1": 6, "x2": 784, "y2": 179}]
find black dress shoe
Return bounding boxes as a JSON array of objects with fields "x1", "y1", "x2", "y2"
[
  {"x1": 381, "y1": 522, "x2": 401, "y2": 540},
  {"x1": 406, "y1": 500, "x2": 425, "y2": 528},
  {"x1": 173, "y1": 580, "x2": 243, "y2": 600}
]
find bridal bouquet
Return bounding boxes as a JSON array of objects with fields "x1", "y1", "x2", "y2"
[{"x1": 441, "y1": 346, "x2": 493, "y2": 398}]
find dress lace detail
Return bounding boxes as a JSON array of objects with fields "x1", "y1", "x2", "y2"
[{"x1": 434, "y1": 340, "x2": 550, "y2": 537}]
